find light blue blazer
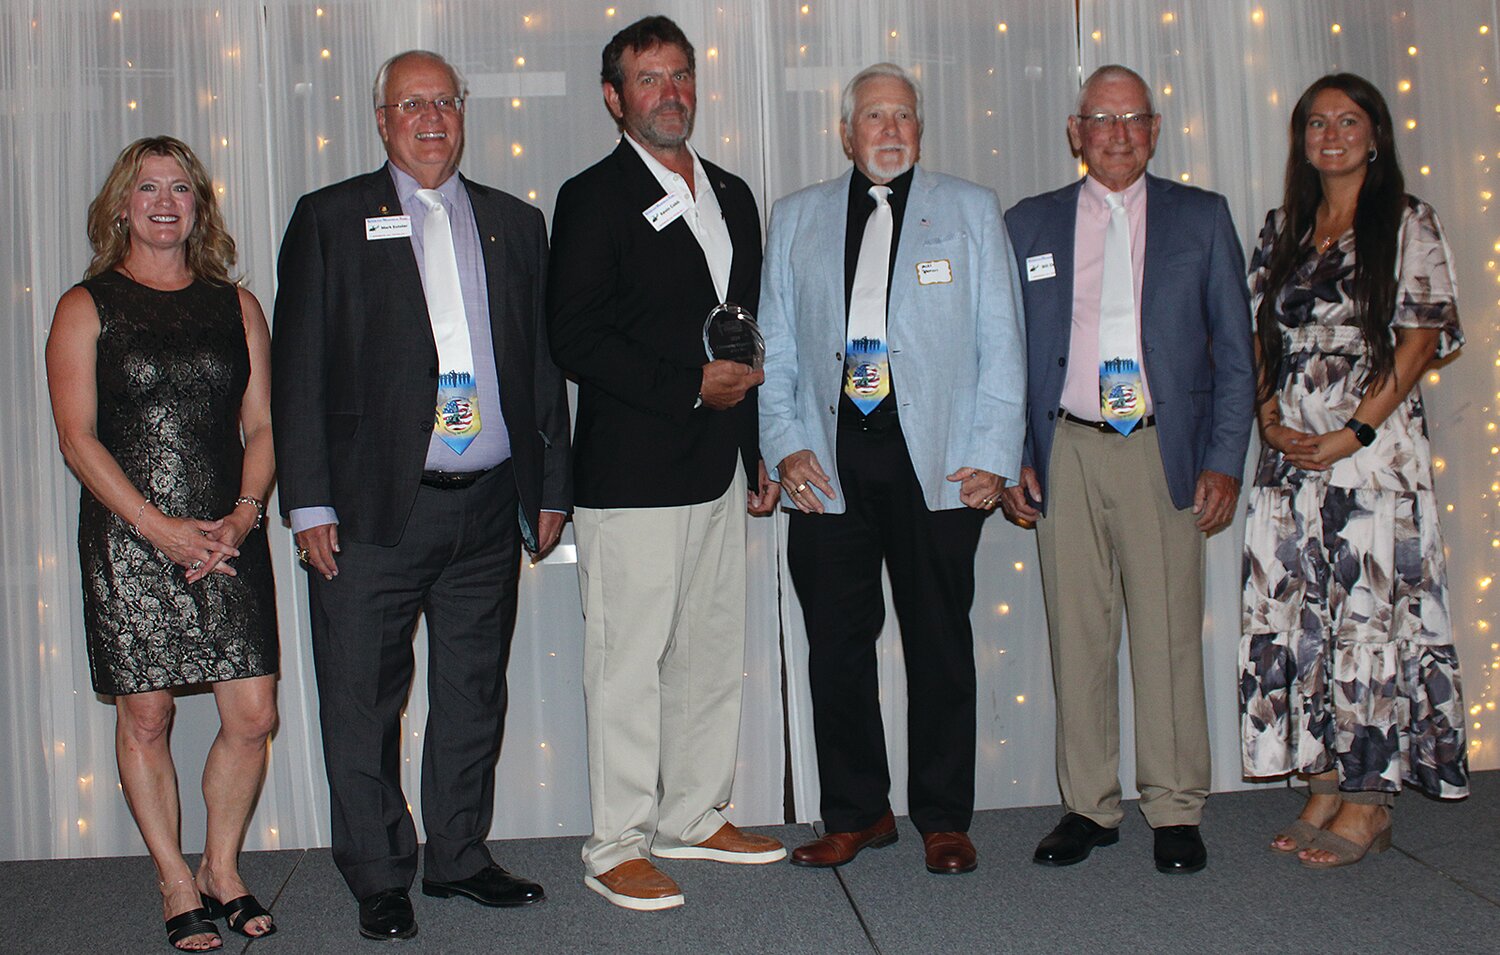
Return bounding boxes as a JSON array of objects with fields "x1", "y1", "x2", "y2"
[{"x1": 758, "y1": 165, "x2": 1027, "y2": 514}]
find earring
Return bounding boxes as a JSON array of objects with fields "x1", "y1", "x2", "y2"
[
  {"x1": 115, "y1": 216, "x2": 129, "y2": 231},
  {"x1": 1367, "y1": 145, "x2": 1378, "y2": 163}
]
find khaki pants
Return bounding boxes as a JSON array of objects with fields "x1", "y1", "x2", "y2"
[
  {"x1": 1036, "y1": 419, "x2": 1210, "y2": 828},
  {"x1": 574, "y1": 468, "x2": 748, "y2": 876}
]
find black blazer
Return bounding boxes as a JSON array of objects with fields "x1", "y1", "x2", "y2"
[
  {"x1": 270, "y1": 165, "x2": 572, "y2": 550},
  {"x1": 547, "y1": 140, "x2": 761, "y2": 509}
]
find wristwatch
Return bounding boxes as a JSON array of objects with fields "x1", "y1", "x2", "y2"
[{"x1": 1345, "y1": 418, "x2": 1376, "y2": 447}]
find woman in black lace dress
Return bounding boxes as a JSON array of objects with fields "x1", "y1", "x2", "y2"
[{"x1": 46, "y1": 137, "x2": 278, "y2": 950}]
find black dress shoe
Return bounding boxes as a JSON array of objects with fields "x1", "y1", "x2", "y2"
[
  {"x1": 1033, "y1": 812, "x2": 1120, "y2": 866},
  {"x1": 422, "y1": 865, "x2": 545, "y2": 907},
  {"x1": 1154, "y1": 824, "x2": 1207, "y2": 874},
  {"x1": 359, "y1": 888, "x2": 417, "y2": 941}
]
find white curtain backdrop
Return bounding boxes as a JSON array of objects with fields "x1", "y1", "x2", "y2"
[{"x1": 4, "y1": 0, "x2": 1496, "y2": 862}]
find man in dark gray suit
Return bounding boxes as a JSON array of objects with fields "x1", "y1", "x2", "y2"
[
  {"x1": 1001, "y1": 64, "x2": 1253, "y2": 876},
  {"x1": 272, "y1": 49, "x2": 571, "y2": 940}
]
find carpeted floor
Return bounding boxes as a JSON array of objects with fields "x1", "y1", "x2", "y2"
[{"x1": 7, "y1": 772, "x2": 1498, "y2": 954}]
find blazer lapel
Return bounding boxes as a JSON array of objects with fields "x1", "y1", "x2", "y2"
[
  {"x1": 1140, "y1": 174, "x2": 1171, "y2": 339},
  {"x1": 362, "y1": 169, "x2": 432, "y2": 347},
  {"x1": 887, "y1": 166, "x2": 936, "y2": 326},
  {"x1": 465, "y1": 177, "x2": 514, "y2": 364},
  {"x1": 1043, "y1": 180, "x2": 1082, "y2": 330}
]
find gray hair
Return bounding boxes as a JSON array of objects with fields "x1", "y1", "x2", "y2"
[
  {"x1": 1076, "y1": 64, "x2": 1154, "y2": 115},
  {"x1": 840, "y1": 62, "x2": 924, "y2": 129},
  {"x1": 371, "y1": 50, "x2": 468, "y2": 109}
]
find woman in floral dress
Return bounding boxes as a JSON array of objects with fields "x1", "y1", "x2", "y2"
[{"x1": 1240, "y1": 73, "x2": 1468, "y2": 869}]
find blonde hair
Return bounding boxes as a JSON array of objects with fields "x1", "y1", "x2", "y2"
[{"x1": 84, "y1": 136, "x2": 237, "y2": 282}]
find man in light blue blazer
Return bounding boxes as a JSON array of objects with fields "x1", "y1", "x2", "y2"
[
  {"x1": 1001, "y1": 65, "x2": 1254, "y2": 876},
  {"x1": 759, "y1": 63, "x2": 1026, "y2": 876}
]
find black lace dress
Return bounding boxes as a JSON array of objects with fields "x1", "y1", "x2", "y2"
[{"x1": 77, "y1": 270, "x2": 277, "y2": 695}]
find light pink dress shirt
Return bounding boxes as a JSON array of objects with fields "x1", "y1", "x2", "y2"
[{"x1": 1060, "y1": 173, "x2": 1154, "y2": 420}]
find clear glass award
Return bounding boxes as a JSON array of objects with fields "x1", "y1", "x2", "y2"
[{"x1": 702, "y1": 302, "x2": 765, "y2": 370}]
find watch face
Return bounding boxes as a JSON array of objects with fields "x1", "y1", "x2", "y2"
[{"x1": 1348, "y1": 420, "x2": 1376, "y2": 446}]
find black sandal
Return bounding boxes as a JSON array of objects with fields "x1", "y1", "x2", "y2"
[
  {"x1": 202, "y1": 892, "x2": 277, "y2": 938},
  {"x1": 164, "y1": 907, "x2": 222, "y2": 950}
]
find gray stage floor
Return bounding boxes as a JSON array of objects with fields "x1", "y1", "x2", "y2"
[{"x1": 7, "y1": 771, "x2": 1499, "y2": 954}]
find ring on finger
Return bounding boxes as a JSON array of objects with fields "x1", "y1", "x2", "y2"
[
  {"x1": 296, "y1": 547, "x2": 310, "y2": 563},
  {"x1": 794, "y1": 482, "x2": 808, "y2": 493},
  {"x1": 189, "y1": 559, "x2": 203, "y2": 571}
]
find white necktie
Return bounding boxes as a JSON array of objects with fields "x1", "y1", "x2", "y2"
[
  {"x1": 415, "y1": 188, "x2": 482, "y2": 453},
  {"x1": 844, "y1": 185, "x2": 894, "y2": 414},
  {"x1": 1098, "y1": 191, "x2": 1144, "y2": 434}
]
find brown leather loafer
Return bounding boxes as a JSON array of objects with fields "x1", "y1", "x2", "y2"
[
  {"x1": 922, "y1": 831, "x2": 978, "y2": 874},
  {"x1": 790, "y1": 810, "x2": 897, "y2": 868}
]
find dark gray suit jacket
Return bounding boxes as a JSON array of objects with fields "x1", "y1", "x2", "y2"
[{"x1": 271, "y1": 165, "x2": 571, "y2": 550}]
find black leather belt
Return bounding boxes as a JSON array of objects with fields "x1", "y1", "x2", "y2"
[
  {"x1": 1061, "y1": 409, "x2": 1156, "y2": 433},
  {"x1": 420, "y1": 468, "x2": 490, "y2": 490}
]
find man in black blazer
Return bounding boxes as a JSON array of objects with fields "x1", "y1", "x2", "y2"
[
  {"x1": 271, "y1": 50, "x2": 571, "y2": 940},
  {"x1": 548, "y1": 16, "x2": 782, "y2": 913}
]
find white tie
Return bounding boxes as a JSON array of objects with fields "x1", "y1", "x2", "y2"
[
  {"x1": 844, "y1": 185, "x2": 894, "y2": 414},
  {"x1": 415, "y1": 188, "x2": 482, "y2": 452},
  {"x1": 1098, "y1": 191, "x2": 1144, "y2": 434}
]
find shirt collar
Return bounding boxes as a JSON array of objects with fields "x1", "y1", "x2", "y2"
[
  {"x1": 1081, "y1": 171, "x2": 1147, "y2": 213},
  {"x1": 387, "y1": 161, "x2": 462, "y2": 207},
  {"x1": 621, "y1": 132, "x2": 708, "y2": 200}
]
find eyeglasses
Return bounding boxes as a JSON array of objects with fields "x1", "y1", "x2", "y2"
[
  {"x1": 379, "y1": 96, "x2": 465, "y2": 115},
  {"x1": 1076, "y1": 112, "x2": 1156, "y2": 131}
]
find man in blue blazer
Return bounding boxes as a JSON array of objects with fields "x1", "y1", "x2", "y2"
[
  {"x1": 1001, "y1": 65, "x2": 1254, "y2": 875},
  {"x1": 760, "y1": 63, "x2": 1026, "y2": 875}
]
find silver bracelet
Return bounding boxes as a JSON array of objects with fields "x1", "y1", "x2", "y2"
[
  {"x1": 128, "y1": 501, "x2": 148, "y2": 539},
  {"x1": 234, "y1": 495, "x2": 265, "y2": 530}
]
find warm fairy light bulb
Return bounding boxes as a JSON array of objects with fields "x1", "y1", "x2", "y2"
[
  {"x1": 1013, "y1": 561, "x2": 1024, "y2": 571},
  {"x1": 1251, "y1": 8, "x2": 1264, "y2": 25},
  {"x1": 320, "y1": 49, "x2": 331, "y2": 60},
  {"x1": 889, "y1": 30, "x2": 898, "y2": 38},
  {"x1": 706, "y1": 48, "x2": 718, "y2": 58},
  {"x1": 1016, "y1": 695, "x2": 1026, "y2": 703},
  {"x1": 1409, "y1": 46, "x2": 1419, "y2": 55},
  {"x1": 1399, "y1": 80, "x2": 1412, "y2": 92},
  {"x1": 1420, "y1": 166, "x2": 1431, "y2": 176},
  {"x1": 997, "y1": 603, "x2": 1010, "y2": 615},
  {"x1": 997, "y1": 22, "x2": 1007, "y2": 32},
  {"x1": 1180, "y1": 172, "x2": 1191, "y2": 182},
  {"x1": 512, "y1": 143, "x2": 523, "y2": 156},
  {"x1": 1162, "y1": 12, "x2": 1175, "y2": 23},
  {"x1": 1091, "y1": 30, "x2": 1102, "y2": 41},
  {"x1": 527, "y1": 190, "x2": 538, "y2": 200},
  {"x1": 516, "y1": 56, "x2": 525, "y2": 66},
  {"x1": 112, "y1": 11, "x2": 121, "y2": 21},
  {"x1": 1406, "y1": 119, "x2": 1417, "y2": 130},
  {"x1": 1330, "y1": 23, "x2": 1341, "y2": 34}
]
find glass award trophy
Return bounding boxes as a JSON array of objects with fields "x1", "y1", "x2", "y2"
[{"x1": 702, "y1": 303, "x2": 765, "y2": 371}]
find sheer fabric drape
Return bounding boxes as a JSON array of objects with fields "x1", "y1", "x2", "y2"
[{"x1": 4, "y1": 0, "x2": 1494, "y2": 860}]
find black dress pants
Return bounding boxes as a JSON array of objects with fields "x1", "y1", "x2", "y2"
[
  {"x1": 308, "y1": 463, "x2": 520, "y2": 899},
  {"x1": 787, "y1": 427, "x2": 984, "y2": 834}
]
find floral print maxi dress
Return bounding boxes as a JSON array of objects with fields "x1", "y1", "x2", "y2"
[{"x1": 1239, "y1": 196, "x2": 1468, "y2": 798}]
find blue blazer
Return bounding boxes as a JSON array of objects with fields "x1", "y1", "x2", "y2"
[
  {"x1": 759, "y1": 165, "x2": 1027, "y2": 514},
  {"x1": 1003, "y1": 174, "x2": 1254, "y2": 513}
]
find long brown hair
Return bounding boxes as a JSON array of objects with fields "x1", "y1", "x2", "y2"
[
  {"x1": 84, "y1": 136, "x2": 237, "y2": 283},
  {"x1": 1256, "y1": 74, "x2": 1404, "y2": 405}
]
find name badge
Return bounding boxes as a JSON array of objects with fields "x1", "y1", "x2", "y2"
[
  {"x1": 1026, "y1": 253, "x2": 1056, "y2": 281},
  {"x1": 642, "y1": 192, "x2": 688, "y2": 231},
  {"x1": 366, "y1": 215, "x2": 412, "y2": 240},
  {"x1": 916, "y1": 259, "x2": 953, "y2": 285}
]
